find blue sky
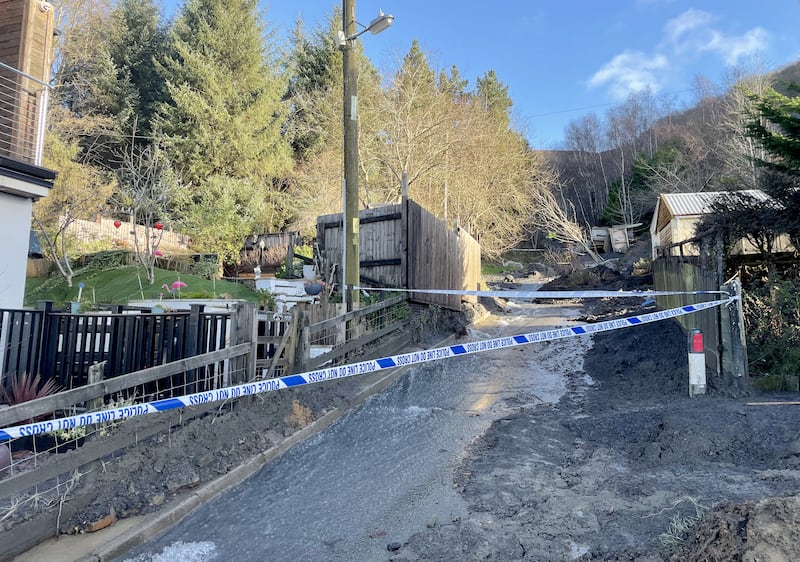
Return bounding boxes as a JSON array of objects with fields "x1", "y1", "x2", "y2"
[{"x1": 165, "y1": 1, "x2": 800, "y2": 148}]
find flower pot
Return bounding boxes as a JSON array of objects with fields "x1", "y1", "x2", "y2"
[{"x1": 304, "y1": 282, "x2": 324, "y2": 296}]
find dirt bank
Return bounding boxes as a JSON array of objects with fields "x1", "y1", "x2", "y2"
[{"x1": 393, "y1": 272, "x2": 800, "y2": 561}]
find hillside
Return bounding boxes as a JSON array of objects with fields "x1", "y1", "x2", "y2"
[{"x1": 543, "y1": 57, "x2": 800, "y2": 230}]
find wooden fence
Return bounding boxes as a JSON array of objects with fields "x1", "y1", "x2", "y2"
[
  {"x1": 316, "y1": 197, "x2": 481, "y2": 310},
  {"x1": 0, "y1": 294, "x2": 413, "y2": 556},
  {"x1": 653, "y1": 256, "x2": 748, "y2": 390}
]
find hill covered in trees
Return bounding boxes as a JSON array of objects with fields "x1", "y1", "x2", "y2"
[{"x1": 548, "y1": 60, "x2": 800, "y2": 232}]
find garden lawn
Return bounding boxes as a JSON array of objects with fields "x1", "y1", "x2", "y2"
[{"x1": 24, "y1": 266, "x2": 260, "y2": 307}]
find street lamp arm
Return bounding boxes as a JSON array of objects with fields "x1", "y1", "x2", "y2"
[{"x1": 338, "y1": 11, "x2": 394, "y2": 47}]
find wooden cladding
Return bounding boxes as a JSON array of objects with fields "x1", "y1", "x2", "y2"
[{"x1": 316, "y1": 198, "x2": 481, "y2": 310}]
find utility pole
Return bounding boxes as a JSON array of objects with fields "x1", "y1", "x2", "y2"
[{"x1": 342, "y1": 0, "x2": 359, "y2": 310}]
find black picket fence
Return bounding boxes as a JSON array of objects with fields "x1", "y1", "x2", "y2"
[{"x1": 0, "y1": 301, "x2": 230, "y2": 395}]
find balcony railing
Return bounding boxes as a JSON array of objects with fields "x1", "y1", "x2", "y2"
[{"x1": 0, "y1": 60, "x2": 50, "y2": 167}]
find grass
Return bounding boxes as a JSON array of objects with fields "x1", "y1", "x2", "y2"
[{"x1": 24, "y1": 265, "x2": 261, "y2": 307}]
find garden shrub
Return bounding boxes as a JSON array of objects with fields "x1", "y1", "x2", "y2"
[{"x1": 743, "y1": 275, "x2": 800, "y2": 377}]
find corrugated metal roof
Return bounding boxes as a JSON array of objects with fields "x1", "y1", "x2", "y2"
[{"x1": 661, "y1": 189, "x2": 768, "y2": 217}]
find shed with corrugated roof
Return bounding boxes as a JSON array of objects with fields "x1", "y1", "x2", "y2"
[{"x1": 649, "y1": 190, "x2": 794, "y2": 259}]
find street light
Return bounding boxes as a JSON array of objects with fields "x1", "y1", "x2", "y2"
[{"x1": 341, "y1": 1, "x2": 393, "y2": 310}]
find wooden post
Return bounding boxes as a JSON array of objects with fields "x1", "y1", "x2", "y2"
[
  {"x1": 86, "y1": 361, "x2": 106, "y2": 412},
  {"x1": 721, "y1": 279, "x2": 748, "y2": 391},
  {"x1": 229, "y1": 302, "x2": 256, "y2": 384},
  {"x1": 400, "y1": 171, "x2": 409, "y2": 291},
  {"x1": 285, "y1": 233, "x2": 296, "y2": 278},
  {"x1": 293, "y1": 306, "x2": 310, "y2": 374}
]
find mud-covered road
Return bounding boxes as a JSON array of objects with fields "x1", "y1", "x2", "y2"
[
  {"x1": 11, "y1": 272, "x2": 800, "y2": 562},
  {"x1": 397, "y1": 288, "x2": 800, "y2": 561}
]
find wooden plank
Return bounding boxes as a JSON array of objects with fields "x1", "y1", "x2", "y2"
[
  {"x1": 307, "y1": 319, "x2": 410, "y2": 370},
  {"x1": 0, "y1": 344, "x2": 251, "y2": 427},
  {"x1": 309, "y1": 295, "x2": 405, "y2": 334},
  {"x1": 0, "y1": 404, "x2": 218, "y2": 501}
]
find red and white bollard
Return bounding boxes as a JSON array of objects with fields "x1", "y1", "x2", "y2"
[{"x1": 688, "y1": 328, "x2": 706, "y2": 397}]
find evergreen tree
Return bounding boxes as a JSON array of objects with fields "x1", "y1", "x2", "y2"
[
  {"x1": 746, "y1": 84, "x2": 800, "y2": 177},
  {"x1": 437, "y1": 65, "x2": 468, "y2": 98},
  {"x1": 476, "y1": 70, "x2": 512, "y2": 131},
  {"x1": 284, "y1": 14, "x2": 342, "y2": 162},
  {"x1": 155, "y1": 0, "x2": 294, "y2": 260},
  {"x1": 107, "y1": 0, "x2": 169, "y2": 138},
  {"x1": 285, "y1": 9, "x2": 383, "y2": 235},
  {"x1": 157, "y1": 0, "x2": 292, "y2": 187},
  {"x1": 745, "y1": 83, "x2": 800, "y2": 248}
]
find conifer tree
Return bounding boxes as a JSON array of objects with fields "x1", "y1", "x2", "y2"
[
  {"x1": 107, "y1": 0, "x2": 168, "y2": 138},
  {"x1": 156, "y1": 0, "x2": 293, "y2": 259},
  {"x1": 157, "y1": 0, "x2": 292, "y2": 187},
  {"x1": 476, "y1": 70, "x2": 512, "y2": 131}
]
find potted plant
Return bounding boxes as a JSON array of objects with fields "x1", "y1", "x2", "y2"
[{"x1": 304, "y1": 279, "x2": 329, "y2": 296}]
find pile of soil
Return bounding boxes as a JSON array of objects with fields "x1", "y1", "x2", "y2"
[{"x1": 397, "y1": 269, "x2": 800, "y2": 561}]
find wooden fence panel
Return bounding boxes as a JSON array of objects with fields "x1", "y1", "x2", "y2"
[
  {"x1": 316, "y1": 198, "x2": 480, "y2": 310},
  {"x1": 653, "y1": 256, "x2": 722, "y2": 377},
  {"x1": 406, "y1": 200, "x2": 481, "y2": 309},
  {"x1": 317, "y1": 205, "x2": 404, "y2": 288}
]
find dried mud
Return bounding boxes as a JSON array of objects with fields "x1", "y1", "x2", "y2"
[{"x1": 397, "y1": 272, "x2": 800, "y2": 562}]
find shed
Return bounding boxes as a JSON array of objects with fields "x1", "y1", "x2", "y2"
[
  {"x1": 649, "y1": 190, "x2": 794, "y2": 259},
  {"x1": 591, "y1": 224, "x2": 641, "y2": 253}
]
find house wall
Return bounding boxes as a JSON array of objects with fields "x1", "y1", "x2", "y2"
[
  {"x1": 0, "y1": 192, "x2": 33, "y2": 308},
  {"x1": 0, "y1": 0, "x2": 55, "y2": 76},
  {"x1": 0, "y1": 0, "x2": 55, "y2": 162}
]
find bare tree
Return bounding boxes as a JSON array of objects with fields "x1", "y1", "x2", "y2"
[
  {"x1": 604, "y1": 90, "x2": 660, "y2": 225},
  {"x1": 33, "y1": 113, "x2": 115, "y2": 287},
  {"x1": 529, "y1": 177, "x2": 601, "y2": 263},
  {"x1": 562, "y1": 112, "x2": 609, "y2": 225},
  {"x1": 111, "y1": 137, "x2": 179, "y2": 284},
  {"x1": 718, "y1": 64, "x2": 773, "y2": 190}
]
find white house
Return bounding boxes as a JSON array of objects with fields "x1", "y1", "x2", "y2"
[{"x1": 0, "y1": 161, "x2": 54, "y2": 308}]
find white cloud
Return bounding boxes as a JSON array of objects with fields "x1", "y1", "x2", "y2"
[
  {"x1": 665, "y1": 9, "x2": 715, "y2": 44},
  {"x1": 700, "y1": 27, "x2": 770, "y2": 65},
  {"x1": 586, "y1": 8, "x2": 772, "y2": 102},
  {"x1": 663, "y1": 9, "x2": 769, "y2": 65},
  {"x1": 588, "y1": 50, "x2": 668, "y2": 100}
]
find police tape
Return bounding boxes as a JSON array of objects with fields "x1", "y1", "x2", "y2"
[
  {"x1": 0, "y1": 297, "x2": 735, "y2": 442},
  {"x1": 355, "y1": 286, "x2": 729, "y2": 299}
]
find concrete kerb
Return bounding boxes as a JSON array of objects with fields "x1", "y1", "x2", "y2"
[{"x1": 68, "y1": 332, "x2": 458, "y2": 562}]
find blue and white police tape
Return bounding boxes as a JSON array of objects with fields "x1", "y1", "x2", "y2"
[
  {"x1": 355, "y1": 286, "x2": 729, "y2": 299},
  {"x1": 0, "y1": 297, "x2": 735, "y2": 442}
]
